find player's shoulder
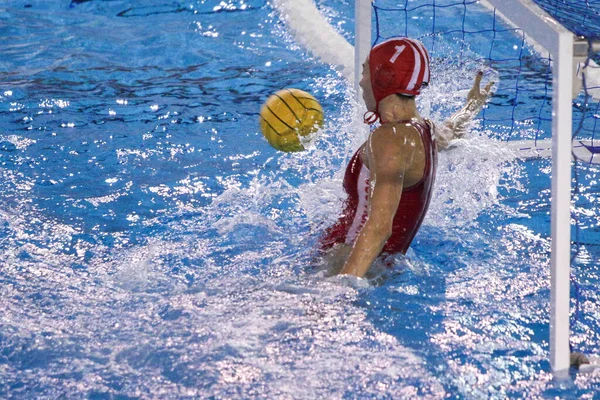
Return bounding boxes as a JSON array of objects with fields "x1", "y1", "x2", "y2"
[
  {"x1": 371, "y1": 120, "x2": 423, "y2": 144},
  {"x1": 368, "y1": 123, "x2": 418, "y2": 159}
]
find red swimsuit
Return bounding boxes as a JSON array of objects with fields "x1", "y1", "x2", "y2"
[{"x1": 321, "y1": 119, "x2": 437, "y2": 255}]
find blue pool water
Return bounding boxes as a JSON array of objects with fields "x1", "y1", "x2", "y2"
[{"x1": 1, "y1": 0, "x2": 600, "y2": 398}]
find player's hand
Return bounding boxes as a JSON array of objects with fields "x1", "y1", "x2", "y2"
[
  {"x1": 439, "y1": 71, "x2": 495, "y2": 146},
  {"x1": 467, "y1": 71, "x2": 494, "y2": 104}
]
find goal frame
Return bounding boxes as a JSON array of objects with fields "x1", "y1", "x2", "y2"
[{"x1": 354, "y1": 0, "x2": 575, "y2": 373}]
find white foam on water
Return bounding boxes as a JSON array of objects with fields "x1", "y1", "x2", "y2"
[{"x1": 427, "y1": 133, "x2": 524, "y2": 228}]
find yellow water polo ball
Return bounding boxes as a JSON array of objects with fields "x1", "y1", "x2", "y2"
[{"x1": 259, "y1": 88, "x2": 324, "y2": 152}]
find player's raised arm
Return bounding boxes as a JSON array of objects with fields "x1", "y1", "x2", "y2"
[{"x1": 435, "y1": 71, "x2": 494, "y2": 149}]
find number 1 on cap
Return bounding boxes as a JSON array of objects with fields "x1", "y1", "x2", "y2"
[{"x1": 389, "y1": 45, "x2": 406, "y2": 63}]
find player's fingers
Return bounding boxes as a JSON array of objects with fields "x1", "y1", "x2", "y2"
[
  {"x1": 473, "y1": 71, "x2": 483, "y2": 89},
  {"x1": 484, "y1": 81, "x2": 494, "y2": 94}
]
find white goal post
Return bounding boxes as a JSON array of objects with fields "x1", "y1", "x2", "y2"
[{"x1": 354, "y1": 0, "x2": 372, "y2": 103}]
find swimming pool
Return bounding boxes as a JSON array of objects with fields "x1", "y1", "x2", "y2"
[{"x1": 1, "y1": 0, "x2": 600, "y2": 398}]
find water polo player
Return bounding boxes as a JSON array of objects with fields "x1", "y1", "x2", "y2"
[{"x1": 321, "y1": 37, "x2": 494, "y2": 278}]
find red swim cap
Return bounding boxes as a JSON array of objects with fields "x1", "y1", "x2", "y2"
[{"x1": 369, "y1": 37, "x2": 430, "y2": 107}]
